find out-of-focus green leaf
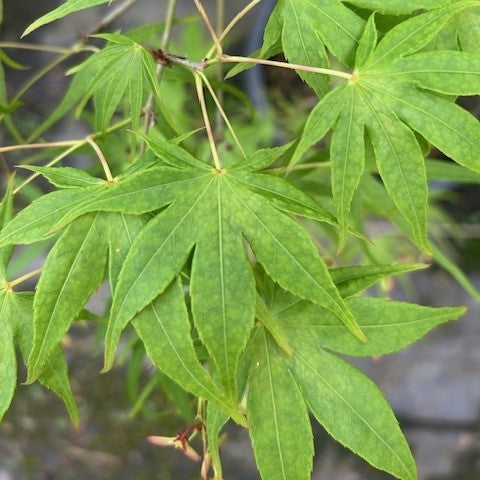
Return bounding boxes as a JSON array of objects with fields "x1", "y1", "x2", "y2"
[{"x1": 23, "y1": 0, "x2": 119, "y2": 37}]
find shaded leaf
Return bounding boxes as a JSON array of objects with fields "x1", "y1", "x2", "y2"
[
  {"x1": 23, "y1": 0, "x2": 119, "y2": 37},
  {"x1": 291, "y1": 340, "x2": 417, "y2": 480},
  {"x1": 248, "y1": 328, "x2": 313, "y2": 480},
  {"x1": 27, "y1": 213, "x2": 108, "y2": 382}
]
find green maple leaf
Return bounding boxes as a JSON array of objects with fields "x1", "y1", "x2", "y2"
[
  {"x1": 102, "y1": 135, "x2": 365, "y2": 398},
  {"x1": 23, "y1": 0, "x2": 119, "y2": 37},
  {"x1": 3, "y1": 137, "x2": 360, "y2": 398},
  {"x1": 0, "y1": 169, "x2": 248, "y2": 425},
  {"x1": 291, "y1": 2, "x2": 480, "y2": 253},
  {"x1": 30, "y1": 34, "x2": 177, "y2": 140},
  {"x1": 244, "y1": 279, "x2": 465, "y2": 480},
  {"x1": 0, "y1": 180, "x2": 77, "y2": 424}
]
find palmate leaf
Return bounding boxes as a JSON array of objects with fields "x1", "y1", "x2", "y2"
[
  {"x1": 23, "y1": 0, "x2": 119, "y2": 37},
  {"x1": 292, "y1": 1, "x2": 480, "y2": 253},
  {"x1": 82, "y1": 136, "x2": 364, "y2": 398},
  {"x1": 0, "y1": 139, "x2": 362, "y2": 399},
  {"x1": 0, "y1": 164, "x2": 249, "y2": 421},
  {"x1": 29, "y1": 34, "x2": 174, "y2": 140},
  {"x1": 245, "y1": 280, "x2": 465, "y2": 480}
]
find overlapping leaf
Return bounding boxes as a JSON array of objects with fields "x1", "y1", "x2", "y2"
[
  {"x1": 0, "y1": 182, "x2": 77, "y2": 424},
  {"x1": 292, "y1": 2, "x2": 480, "y2": 253},
  {"x1": 244, "y1": 275, "x2": 465, "y2": 480},
  {"x1": 428, "y1": 6, "x2": 480, "y2": 52},
  {"x1": 85, "y1": 136, "x2": 364, "y2": 398},
  {"x1": 29, "y1": 34, "x2": 174, "y2": 140}
]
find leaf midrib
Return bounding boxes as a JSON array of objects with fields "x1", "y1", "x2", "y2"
[
  {"x1": 225, "y1": 179, "x2": 346, "y2": 320},
  {"x1": 112, "y1": 176, "x2": 215, "y2": 323}
]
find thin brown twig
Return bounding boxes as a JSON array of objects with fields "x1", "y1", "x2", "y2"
[
  {"x1": 141, "y1": 0, "x2": 178, "y2": 147},
  {"x1": 91, "y1": 0, "x2": 140, "y2": 33},
  {"x1": 193, "y1": 0, "x2": 222, "y2": 55},
  {"x1": 206, "y1": 0, "x2": 262, "y2": 58},
  {"x1": 13, "y1": 118, "x2": 130, "y2": 194}
]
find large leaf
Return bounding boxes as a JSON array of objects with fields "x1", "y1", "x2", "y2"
[
  {"x1": 23, "y1": 0, "x2": 119, "y2": 37},
  {"x1": 103, "y1": 137, "x2": 364, "y2": 397}
]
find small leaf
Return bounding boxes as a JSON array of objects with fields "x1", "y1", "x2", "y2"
[
  {"x1": 355, "y1": 14, "x2": 377, "y2": 68},
  {"x1": 365, "y1": 2, "x2": 477, "y2": 68},
  {"x1": 426, "y1": 159, "x2": 480, "y2": 184},
  {"x1": 433, "y1": 245, "x2": 480, "y2": 302},
  {"x1": 231, "y1": 171, "x2": 336, "y2": 226},
  {"x1": 23, "y1": 0, "x2": 119, "y2": 37},
  {"x1": 282, "y1": 0, "x2": 365, "y2": 68},
  {"x1": 290, "y1": 85, "x2": 347, "y2": 168},
  {"x1": 0, "y1": 177, "x2": 15, "y2": 276},
  {"x1": 10, "y1": 292, "x2": 78, "y2": 426},
  {"x1": 281, "y1": 0, "x2": 329, "y2": 97},
  {"x1": 0, "y1": 49, "x2": 28, "y2": 70},
  {"x1": 206, "y1": 403, "x2": 228, "y2": 479},
  {"x1": 255, "y1": 296, "x2": 293, "y2": 357},
  {"x1": 20, "y1": 166, "x2": 105, "y2": 189},
  {"x1": 330, "y1": 263, "x2": 427, "y2": 298},
  {"x1": 361, "y1": 92, "x2": 431, "y2": 253},
  {"x1": 0, "y1": 292, "x2": 17, "y2": 421},
  {"x1": 0, "y1": 188, "x2": 90, "y2": 247},
  {"x1": 330, "y1": 86, "x2": 365, "y2": 250},
  {"x1": 232, "y1": 143, "x2": 293, "y2": 172},
  {"x1": 346, "y1": 0, "x2": 449, "y2": 15},
  {"x1": 387, "y1": 51, "x2": 480, "y2": 96},
  {"x1": 280, "y1": 296, "x2": 465, "y2": 357}
]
